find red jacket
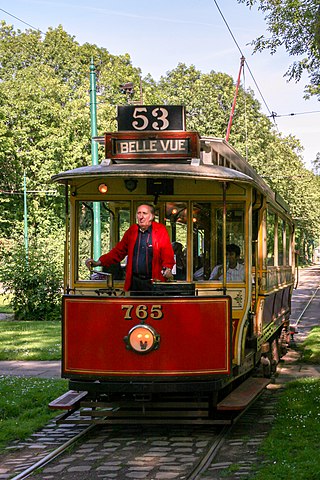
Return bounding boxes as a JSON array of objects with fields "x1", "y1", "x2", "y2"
[{"x1": 99, "y1": 222, "x2": 175, "y2": 291}]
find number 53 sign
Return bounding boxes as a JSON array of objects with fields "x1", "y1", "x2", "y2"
[{"x1": 117, "y1": 105, "x2": 185, "y2": 132}]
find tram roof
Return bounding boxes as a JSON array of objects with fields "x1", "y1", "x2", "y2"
[
  {"x1": 52, "y1": 161, "x2": 270, "y2": 193},
  {"x1": 51, "y1": 136, "x2": 290, "y2": 214}
]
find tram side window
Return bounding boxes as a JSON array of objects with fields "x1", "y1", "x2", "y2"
[
  {"x1": 192, "y1": 203, "x2": 245, "y2": 282},
  {"x1": 193, "y1": 203, "x2": 212, "y2": 280},
  {"x1": 165, "y1": 202, "x2": 187, "y2": 280},
  {"x1": 76, "y1": 201, "x2": 130, "y2": 281},
  {"x1": 266, "y1": 210, "x2": 276, "y2": 266},
  {"x1": 285, "y1": 223, "x2": 291, "y2": 265},
  {"x1": 215, "y1": 207, "x2": 245, "y2": 282},
  {"x1": 278, "y1": 219, "x2": 285, "y2": 266}
]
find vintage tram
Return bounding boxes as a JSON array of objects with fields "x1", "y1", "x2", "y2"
[{"x1": 50, "y1": 105, "x2": 295, "y2": 423}]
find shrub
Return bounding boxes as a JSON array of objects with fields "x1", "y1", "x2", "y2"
[{"x1": 0, "y1": 241, "x2": 63, "y2": 321}]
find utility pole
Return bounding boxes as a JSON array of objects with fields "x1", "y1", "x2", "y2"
[
  {"x1": 23, "y1": 171, "x2": 28, "y2": 264},
  {"x1": 90, "y1": 58, "x2": 101, "y2": 260}
]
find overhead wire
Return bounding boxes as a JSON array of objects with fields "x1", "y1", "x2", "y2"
[
  {"x1": 211, "y1": 0, "x2": 278, "y2": 128},
  {"x1": 269, "y1": 110, "x2": 320, "y2": 119},
  {"x1": 0, "y1": 8, "x2": 45, "y2": 34},
  {"x1": 1, "y1": 4, "x2": 318, "y2": 122}
]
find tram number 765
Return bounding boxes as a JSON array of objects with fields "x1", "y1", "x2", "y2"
[{"x1": 121, "y1": 304, "x2": 164, "y2": 321}]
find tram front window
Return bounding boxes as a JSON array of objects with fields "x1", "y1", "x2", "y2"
[
  {"x1": 193, "y1": 203, "x2": 245, "y2": 283},
  {"x1": 165, "y1": 202, "x2": 187, "y2": 280},
  {"x1": 76, "y1": 201, "x2": 130, "y2": 281}
]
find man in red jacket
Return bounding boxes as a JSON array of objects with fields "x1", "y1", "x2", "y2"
[{"x1": 85, "y1": 203, "x2": 175, "y2": 292}]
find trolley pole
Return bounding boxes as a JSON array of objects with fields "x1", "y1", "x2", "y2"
[
  {"x1": 225, "y1": 56, "x2": 245, "y2": 142},
  {"x1": 90, "y1": 58, "x2": 101, "y2": 260},
  {"x1": 23, "y1": 171, "x2": 28, "y2": 264}
]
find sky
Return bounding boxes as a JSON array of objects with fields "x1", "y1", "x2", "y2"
[{"x1": 1, "y1": 0, "x2": 319, "y2": 170}]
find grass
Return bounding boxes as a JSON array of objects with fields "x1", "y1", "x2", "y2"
[
  {"x1": 0, "y1": 321, "x2": 61, "y2": 360},
  {"x1": 0, "y1": 318, "x2": 65, "y2": 451},
  {"x1": 250, "y1": 378, "x2": 320, "y2": 480},
  {"x1": 0, "y1": 375, "x2": 67, "y2": 451},
  {"x1": 246, "y1": 327, "x2": 320, "y2": 479},
  {"x1": 299, "y1": 326, "x2": 320, "y2": 363}
]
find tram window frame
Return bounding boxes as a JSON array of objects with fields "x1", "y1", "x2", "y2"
[
  {"x1": 266, "y1": 209, "x2": 276, "y2": 266},
  {"x1": 75, "y1": 200, "x2": 131, "y2": 282},
  {"x1": 192, "y1": 202, "x2": 246, "y2": 283},
  {"x1": 164, "y1": 202, "x2": 188, "y2": 281},
  {"x1": 285, "y1": 223, "x2": 291, "y2": 266},
  {"x1": 278, "y1": 218, "x2": 285, "y2": 266}
]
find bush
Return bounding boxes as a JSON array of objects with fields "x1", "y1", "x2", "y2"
[{"x1": 0, "y1": 241, "x2": 63, "y2": 321}]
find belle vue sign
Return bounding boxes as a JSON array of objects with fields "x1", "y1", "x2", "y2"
[{"x1": 103, "y1": 106, "x2": 200, "y2": 160}]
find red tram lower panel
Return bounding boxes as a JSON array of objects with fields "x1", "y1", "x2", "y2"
[{"x1": 62, "y1": 295, "x2": 232, "y2": 380}]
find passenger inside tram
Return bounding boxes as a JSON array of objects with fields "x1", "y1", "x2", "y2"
[
  {"x1": 192, "y1": 203, "x2": 245, "y2": 283},
  {"x1": 172, "y1": 241, "x2": 186, "y2": 280},
  {"x1": 209, "y1": 244, "x2": 244, "y2": 281}
]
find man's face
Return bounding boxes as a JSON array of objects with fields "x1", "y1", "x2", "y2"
[
  {"x1": 136, "y1": 205, "x2": 154, "y2": 231},
  {"x1": 227, "y1": 251, "x2": 238, "y2": 268}
]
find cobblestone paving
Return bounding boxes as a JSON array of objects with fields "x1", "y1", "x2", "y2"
[
  {"x1": 0, "y1": 390, "x2": 279, "y2": 480},
  {"x1": 20, "y1": 424, "x2": 217, "y2": 479},
  {"x1": 206, "y1": 388, "x2": 278, "y2": 479},
  {"x1": 0, "y1": 415, "x2": 88, "y2": 479}
]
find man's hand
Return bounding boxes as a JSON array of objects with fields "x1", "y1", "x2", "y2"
[
  {"x1": 162, "y1": 267, "x2": 173, "y2": 280},
  {"x1": 85, "y1": 258, "x2": 102, "y2": 270}
]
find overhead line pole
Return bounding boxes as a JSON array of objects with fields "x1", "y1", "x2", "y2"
[
  {"x1": 90, "y1": 58, "x2": 101, "y2": 260},
  {"x1": 23, "y1": 171, "x2": 28, "y2": 264}
]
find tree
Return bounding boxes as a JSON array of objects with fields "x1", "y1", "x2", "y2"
[
  {"x1": 156, "y1": 63, "x2": 320, "y2": 260},
  {"x1": 237, "y1": 0, "x2": 320, "y2": 99},
  {"x1": 0, "y1": 22, "x2": 144, "y2": 241},
  {"x1": 0, "y1": 22, "x2": 319, "y2": 276}
]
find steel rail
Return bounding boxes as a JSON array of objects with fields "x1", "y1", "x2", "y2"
[
  {"x1": 185, "y1": 425, "x2": 231, "y2": 479},
  {"x1": 295, "y1": 285, "x2": 320, "y2": 326},
  {"x1": 10, "y1": 424, "x2": 96, "y2": 480},
  {"x1": 185, "y1": 379, "x2": 271, "y2": 480}
]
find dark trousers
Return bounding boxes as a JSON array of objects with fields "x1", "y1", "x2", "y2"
[{"x1": 131, "y1": 275, "x2": 152, "y2": 295}]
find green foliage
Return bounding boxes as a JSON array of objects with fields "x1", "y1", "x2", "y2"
[
  {"x1": 0, "y1": 376, "x2": 67, "y2": 451},
  {"x1": 0, "y1": 239, "x2": 63, "y2": 321},
  {"x1": 0, "y1": 21, "x2": 319, "y2": 270},
  {"x1": 157, "y1": 63, "x2": 320, "y2": 260},
  {"x1": 237, "y1": 0, "x2": 320, "y2": 99}
]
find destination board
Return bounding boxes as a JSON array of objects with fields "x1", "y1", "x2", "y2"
[
  {"x1": 104, "y1": 131, "x2": 200, "y2": 160},
  {"x1": 117, "y1": 106, "x2": 185, "y2": 132}
]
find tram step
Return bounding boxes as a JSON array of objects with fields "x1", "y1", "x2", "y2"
[
  {"x1": 217, "y1": 377, "x2": 270, "y2": 411},
  {"x1": 49, "y1": 390, "x2": 88, "y2": 410}
]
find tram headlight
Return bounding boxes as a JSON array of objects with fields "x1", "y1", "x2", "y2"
[
  {"x1": 124, "y1": 324, "x2": 160, "y2": 354},
  {"x1": 98, "y1": 183, "x2": 108, "y2": 194}
]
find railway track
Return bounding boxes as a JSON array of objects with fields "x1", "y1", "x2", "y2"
[
  {"x1": 2, "y1": 266, "x2": 320, "y2": 480},
  {"x1": 8, "y1": 398, "x2": 267, "y2": 480},
  {"x1": 10, "y1": 424, "x2": 96, "y2": 480},
  {"x1": 10, "y1": 424, "x2": 234, "y2": 479}
]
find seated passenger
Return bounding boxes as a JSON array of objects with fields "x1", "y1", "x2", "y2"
[
  {"x1": 172, "y1": 241, "x2": 186, "y2": 280},
  {"x1": 209, "y1": 244, "x2": 245, "y2": 282}
]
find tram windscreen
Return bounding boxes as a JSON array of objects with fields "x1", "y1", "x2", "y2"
[
  {"x1": 76, "y1": 201, "x2": 130, "y2": 281},
  {"x1": 165, "y1": 202, "x2": 187, "y2": 280}
]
